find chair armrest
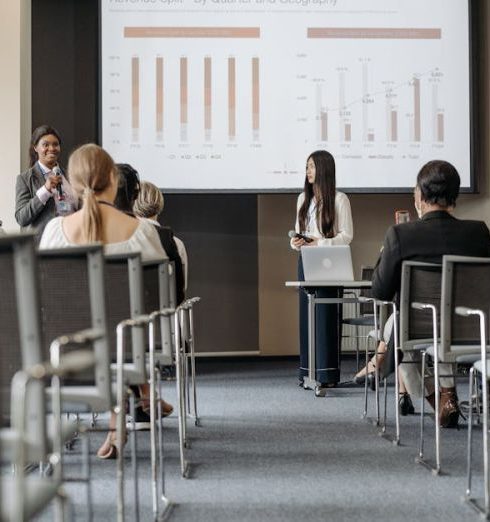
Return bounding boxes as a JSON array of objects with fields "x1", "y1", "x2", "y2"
[{"x1": 49, "y1": 327, "x2": 105, "y2": 367}]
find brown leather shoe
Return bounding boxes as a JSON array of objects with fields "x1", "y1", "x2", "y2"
[
  {"x1": 439, "y1": 387, "x2": 460, "y2": 428},
  {"x1": 426, "y1": 392, "x2": 436, "y2": 410}
]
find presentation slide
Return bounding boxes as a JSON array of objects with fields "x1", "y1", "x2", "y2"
[{"x1": 101, "y1": 0, "x2": 472, "y2": 191}]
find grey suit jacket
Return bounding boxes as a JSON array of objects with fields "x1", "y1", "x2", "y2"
[{"x1": 15, "y1": 163, "x2": 58, "y2": 238}]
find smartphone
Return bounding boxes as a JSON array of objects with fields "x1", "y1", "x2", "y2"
[
  {"x1": 395, "y1": 210, "x2": 410, "y2": 224},
  {"x1": 294, "y1": 232, "x2": 314, "y2": 243}
]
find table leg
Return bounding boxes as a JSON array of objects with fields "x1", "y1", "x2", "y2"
[{"x1": 303, "y1": 291, "x2": 318, "y2": 392}]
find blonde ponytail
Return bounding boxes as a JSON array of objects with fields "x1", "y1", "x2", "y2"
[{"x1": 68, "y1": 144, "x2": 116, "y2": 243}]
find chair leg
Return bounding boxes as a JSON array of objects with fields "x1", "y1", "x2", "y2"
[
  {"x1": 418, "y1": 351, "x2": 427, "y2": 461},
  {"x1": 381, "y1": 378, "x2": 388, "y2": 433},
  {"x1": 54, "y1": 487, "x2": 71, "y2": 522},
  {"x1": 129, "y1": 393, "x2": 140, "y2": 522},
  {"x1": 433, "y1": 357, "x2": 441, "y2": 475},
  {"x1": 373, "y1": 342, "x2": 380, "y2": 426},
  {"x1": 174, "y1": 312, "x2": 189, "y2": 478},
  {"x1": 150, "y1": 367, "x2": 159, "y2": 518},
  {"x1": 157, "y1": 369, "x2": 171, "y2": 512},
  {"x1": 466, "y1": 367, "x2": 475, "y2": 499},
  {"x1": 355, "y1": 324, "x2": 360, "y2": 372},
  {"x1": 393, "y1": 341, "x2": 400, "y2": 445},
  {"x1": 188, "y1": 306, "x2": 200, "y2": 426},
  {"x1": 483, "y1": 369, "x2": 490, "y2": 516},
  {"x1": 83, "y1": 428, "x2": 93, "y2": 522},
  {"x1": 362, "y1": 339, "x2": 369, "y2": 419},
  {"x1": 416, "y1": 351, "x2": 441, "y2": 475}
]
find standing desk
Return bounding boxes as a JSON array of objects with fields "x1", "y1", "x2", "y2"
[{"x1": 285, "y1": 280, "x2": 373, "y2": 396}]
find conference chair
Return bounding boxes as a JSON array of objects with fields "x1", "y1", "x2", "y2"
[
  {"x1": 37, "y1": 245, "x2": 112, "y2": 413},
  {"x1": 0, "y1": 235, "x2": 82, "y2": 465},
  {"x1": 1, "y1": 345, "x2": 98, "y2": 522},
  {"x1": 142, "y1": 258, "x2": 177, "y2": 516},
  {"x1": 38, "y1": 248, "x2": 155, "y2": 519},
  {"x1": 414, "y1": 255, "x2": 490, "y2": 475},
  {"x1": 0, "y1": 233, "x2": 46, "y2": 451},
  {"x1": 342, "y1": 266, "x2": 375, "y2": 371},
  {"x1": 363, "y1": 261, "x2": 441, "y2": 446},
  {"x1": 143, "y1": 259, "x2": 173, "y2": 367},
  {"x1": 180, "y1": 297, "x2": 201, "y2": 427},
  {"x1": 37, "y1": 245, "x2": 112, "y2": 518},
  {"x1": 456, "y1": 306, "x2": 490, "y2": 519},
  {"x1": 361, "y1": 300, "x2": 388, "y2": 424},
  {"x1": 398, "y1": 261, "x2": 442, "y2": 449},
  {"x1": 104, "y1": 252, "x2": 153, "y2": 521}
]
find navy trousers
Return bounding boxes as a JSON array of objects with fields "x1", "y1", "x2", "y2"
[{"x1": 298, "y1": 255, "x2": 342, "y2": 384}]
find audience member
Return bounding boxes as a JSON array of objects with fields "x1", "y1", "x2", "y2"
[
  {"x1": 112, "y1": 164, "x2": 175, "y2": 427},
  {"x1": 133, "y1": 181, "x2": 187, "y2": 305},
  {"x1": 368, "y1": 159, "x2": 490, "y2": 427},
  {"x1": 39, "y1": 144, "x2": 168, "y2": 457}
]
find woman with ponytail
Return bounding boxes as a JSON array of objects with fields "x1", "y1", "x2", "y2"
[
  {"x1": 39, "y1": 144, "x2": 165, "y2": 259},
  {"x1": 290, "y1": 150, "x2": 353, "y2": 390},
  {"x1": 39, "y1": 143, "x2": 166, "y2": 458}
]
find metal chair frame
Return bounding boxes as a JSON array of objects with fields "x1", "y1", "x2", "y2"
[
  {"x1": 456, "y1": 307, "x2": 490, "y2": 519},
  {"x1": 414, "y1": 255, "x2": 490, "y2": 475}
]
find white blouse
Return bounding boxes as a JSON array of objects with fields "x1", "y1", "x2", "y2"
[
  {"x1": 290, "y1": 191, "x2": 353, "y2": 250},
  {"x1": 39, "y1": 216, "x2": 167, "y2": 262}
]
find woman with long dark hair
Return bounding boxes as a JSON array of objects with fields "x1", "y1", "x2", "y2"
[
  {"x1": 15, "y1": 125, "x2": 78, "y2": 239},
  {"x1": 291, "y1": 150, "x2": 353, "y2": 390}
]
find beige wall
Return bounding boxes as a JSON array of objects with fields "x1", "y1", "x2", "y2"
[
  {"x1": 0, "y1": 0, "x2": 31, "y2": 232},
  {"x1": 258, "y1": 2, "x2": 490, "y2": 356}
]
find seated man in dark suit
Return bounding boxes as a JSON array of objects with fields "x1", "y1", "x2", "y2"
[{"x1": 371, "y1": 159, "x2": 490, "y2": 427}]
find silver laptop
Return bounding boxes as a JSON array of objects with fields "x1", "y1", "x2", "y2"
[{"x1": 301, "y1": 245, "x2": 354, "y2": 282}]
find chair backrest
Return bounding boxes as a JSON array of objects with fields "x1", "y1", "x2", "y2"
[
  {"x1": 142, "y1": 259, "x2": 172, "y2": 362},
  {"x1": 399, "y1": 261, "x2": 442, "y2": 350},
  {"x1": 168, "y1": 261, "x2": 177, "y2": 344},
  {"x1": 104, "y1": 252, "x2": 147, "y2": 383},
  {"x1": 37, "y1": 245, "x2": 112, "y2": 410},
  {"x1": 359, "y1": 265, "x2": 374, "y2": 316},
  {"x1": 0, "y1": 233, "x2": 46, "y2": 453},
  {"x1": 440, "y1": 255, "x2": 490, "y2": 361}
]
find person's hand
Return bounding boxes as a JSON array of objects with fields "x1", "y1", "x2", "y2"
[
  {"x1": 291, "y1": 237, "x2": 305, "y2": 249},
  {"x1": 45, "y1": 173, "x2": 62, "y2": 192}
]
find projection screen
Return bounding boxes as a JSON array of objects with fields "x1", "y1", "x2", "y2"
[{"x1": 100, "y1": 0, "x2": 474, "y2": 192}]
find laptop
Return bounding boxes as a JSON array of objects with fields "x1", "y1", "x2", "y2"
[{"x1": 301, "y1": 245, "x2": 354, "y2": 282}]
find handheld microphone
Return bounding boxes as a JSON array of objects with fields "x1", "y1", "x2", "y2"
[
  {"x1": 53, "y1": 166, "x2": 64, "y2": 199},
  {"x1": 288, "y1": 230, "x2": 314, "y2": 243}
]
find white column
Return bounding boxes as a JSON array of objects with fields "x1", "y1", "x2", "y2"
[{"x1": 0, "y1": 0, "x2": 31, "y2": 231}]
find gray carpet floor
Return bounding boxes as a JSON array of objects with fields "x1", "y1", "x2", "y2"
[{"x1": 35, "y1": 358, "x2": 483, "y2": 521}]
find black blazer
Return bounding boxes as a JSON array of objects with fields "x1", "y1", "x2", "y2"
[{"x1": 372, "y1": 210, "x2": 490, "y2": 302}]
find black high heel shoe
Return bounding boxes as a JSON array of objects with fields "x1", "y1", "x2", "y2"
[
  {"x1": 399, "y1": 392, "x2": 415, "y2": 416},
  {"x1": 353, "y1": 372, "x2": 376, "y2": 391}
]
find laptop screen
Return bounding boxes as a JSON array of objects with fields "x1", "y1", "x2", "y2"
[{"x1": 301, "y1": 246, "x2": 354, "y2": 282}]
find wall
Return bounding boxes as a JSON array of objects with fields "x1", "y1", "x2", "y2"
[
  {"x1": 30, "y1": 1, "x2": 490, "y2": 356},
  {"x1": 0, "y1": 0, "x2": 31, "y2": 231}
]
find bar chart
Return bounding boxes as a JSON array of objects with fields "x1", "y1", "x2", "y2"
[
  {"x1": 121, "y1": 26, "x2": 261, "y2": 146},
  {"x1": 311, "y1": 66, "x2": 445, "y2": 145},
  {"x1": 305, "y1": 27, "x2": 447, "y2": 146}
]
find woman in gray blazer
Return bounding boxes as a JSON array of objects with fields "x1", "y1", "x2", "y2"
[{"x1": 15, "y1": 125, "x2": 77, "y2": 239}]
